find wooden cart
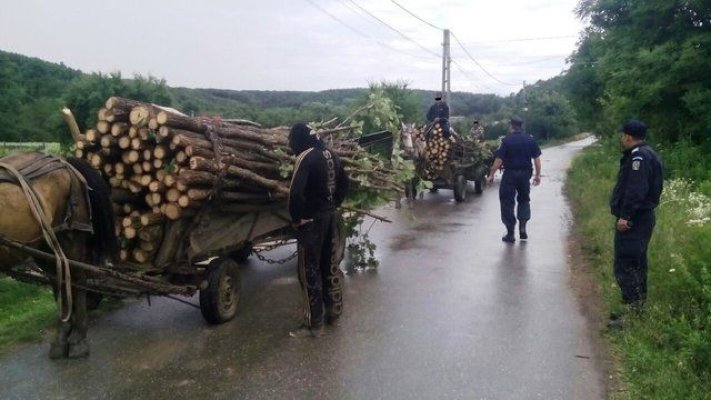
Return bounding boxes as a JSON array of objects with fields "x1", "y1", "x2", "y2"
[
  {"x1": 1, "y1": 204, "x2": 345, "y2": 325},
  {"x1": 406, "y1": 138, "x2": 494, "y2": 202}
]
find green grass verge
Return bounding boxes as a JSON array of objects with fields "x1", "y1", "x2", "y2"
[
  {"x1": 567, "y1": 141, "x2": 711, "y2": 399},
  {"x1": 0, "y1": 277, "x2": 56, "y2": 353}
]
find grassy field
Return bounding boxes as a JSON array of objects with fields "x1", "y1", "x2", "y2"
[
  {"x1": 0, "y1": 278, "x2": 56, "y2": 353},
  {"x1": 566, "y1": 140, "x2": 711, "y2": 399}
]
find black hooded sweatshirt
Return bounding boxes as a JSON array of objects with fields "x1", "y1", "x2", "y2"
[{"x1": 288, "y1": 126, "x2": 349, "y2": 222}]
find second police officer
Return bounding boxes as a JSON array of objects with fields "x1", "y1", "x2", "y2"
[{"x1": 487, "y1": 116, "x2": 542, "y2": 243}]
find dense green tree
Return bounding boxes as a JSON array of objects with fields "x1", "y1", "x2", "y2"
[{"x1": 565, "y1": 0, "x2": 711, "y2": 142}]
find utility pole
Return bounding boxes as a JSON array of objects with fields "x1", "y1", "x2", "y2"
[{"x1": 441, "y1": 29, "x2": 451, "y2": 110}]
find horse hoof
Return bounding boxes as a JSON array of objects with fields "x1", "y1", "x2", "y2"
[
  {"x1": 68, "y1": 341, "x2": 90, "y2": 359},
  {"x1": 49, "y1": 342, "x2": 69, "y2": 359}
]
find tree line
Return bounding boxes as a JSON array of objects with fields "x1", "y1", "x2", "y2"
[{"x1": 0, "y1": 49, "x2": 581, "y2": 146}]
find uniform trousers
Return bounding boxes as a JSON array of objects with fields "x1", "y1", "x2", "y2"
[
  {"x1": 499, "y1": 169, "x2": 532, "y2": 231},
  {"x1": 614, "y1": 210, "x2": 655, "y2": 304}
]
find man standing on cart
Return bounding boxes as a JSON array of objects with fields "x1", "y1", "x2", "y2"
[
  {"x1": 486, "y1": 116, "x2": 542, "y2": 243},
  {"x1": 288, "y1": 122, "x2": 350, "y2": 338},
  {"x1": 426, "y1": 91, "x2": 451, "y2": 138}
]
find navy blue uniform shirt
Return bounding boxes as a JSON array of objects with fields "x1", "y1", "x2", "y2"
[
  {"x1": 496, "y1": 131, "x2": 542, "y2": 170},
  {"x1": 610, "y1": 143, "x2": 663, "y2": 220}
]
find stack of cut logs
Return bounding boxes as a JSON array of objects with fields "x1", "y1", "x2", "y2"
[
  {"x1": 414, "y1": 122, "x2": 451, "y2": 177},
  {"x1": 73, "y1": 97, "x2": 400, "y2": 265}
]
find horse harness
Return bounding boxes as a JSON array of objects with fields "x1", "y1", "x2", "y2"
[
  {"x1": 0, "y1": 152, "x2": 93, "y2": 235},
  {"x1": 0, "y1": 152, "x2": 93, "y2": 322}
]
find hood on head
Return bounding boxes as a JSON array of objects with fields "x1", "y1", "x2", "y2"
[{"x1": 289, "y1": 122, "x2": 320, "y2": 154}]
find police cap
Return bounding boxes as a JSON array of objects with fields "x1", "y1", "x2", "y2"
[
  {"x1": 621, "y1": 119, "x2": 647, "y2": 138},
  {"x1": 510, "y1": 116, "x2": 524, "y2": 128}
]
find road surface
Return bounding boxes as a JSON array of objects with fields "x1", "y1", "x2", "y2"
[{"x1": 0, "y1": 138, "x2": 604, "y2": 400}]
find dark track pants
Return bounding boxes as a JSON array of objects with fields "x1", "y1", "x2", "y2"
[
  {"x1": 296, "y1": 212, "x2": 344, "y2": 327},
  {"x1": 614, "y1": 211, "x2": 655, "y2": 304},
  {"x1": 499, "y1": 169, "x2": 532, "y2": 231}
]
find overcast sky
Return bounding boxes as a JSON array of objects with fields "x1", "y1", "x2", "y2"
[{"x1": 0, "y1": 0, "x2": 586, "y2": 96}]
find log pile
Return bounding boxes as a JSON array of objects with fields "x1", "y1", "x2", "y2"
[
  {"x1": 72, "y1": 97, "x2": 401, "y2": 266},
  {"x1": 416, "y1": 122, "x2": 451, "y2": 172},
  {"x1": 414, "y1": 122, "x2": 492, "y2": 180}
]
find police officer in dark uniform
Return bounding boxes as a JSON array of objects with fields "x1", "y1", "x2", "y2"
[
  {"x1": 609, "y1": 120, "x2": 663, "y2": 327},
  {"x1": 426, "y1": 92, "x2": 451, "y2": 138},
  {"x1": 287, "y1": 123, "x2": 349, "y2": 338},
  {"x1": 486, "y1": 116, "x2": 542, "y2": 243}
]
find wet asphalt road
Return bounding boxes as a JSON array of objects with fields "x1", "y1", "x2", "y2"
[{"x1": 0, "y1": 138, "x2": 603, "y2": 400}]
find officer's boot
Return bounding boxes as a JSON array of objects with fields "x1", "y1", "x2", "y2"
[
  {"x1": 502, "y1": 227, "x2": 515, "y2": 243},
  {"x1": 519, "y1": 220, "x2": 528, "y2": 240}
]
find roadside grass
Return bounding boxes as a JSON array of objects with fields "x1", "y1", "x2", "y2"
[
  {"x1": 567, "y1": 141, "x2": 711, "y2": 399},
  {"x1": 0, "y1": 277, "x2": 56, "y2": 353}
]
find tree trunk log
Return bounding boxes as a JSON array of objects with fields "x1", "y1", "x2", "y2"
[
  {"x1": 105, "y1": 96, "x2": 145, "y2": 112},
  {"x1": 111, "y1": 122, "x2": 129, "y2": 137},
  {"x1": 140, "y1": 212, "x2": 164, "y2": 227},
  {"x1": 156, "y1": 110, "x2": 205, "y2": 132}
]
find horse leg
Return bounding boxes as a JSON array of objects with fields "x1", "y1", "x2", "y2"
[
  {"x1": 67, "y1": 273, "x2": 90, "y2": 359},
  {"x1": 48, "y1": 318, "x2": 71, "y2": 359}
]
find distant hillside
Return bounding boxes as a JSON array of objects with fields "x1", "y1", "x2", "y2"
[
  {"x1": 0, "y1": 49, "x2": 511, "y2": 142},
  {"x1": 0, "y1": 51, "x2": 83, "y2": 141}
]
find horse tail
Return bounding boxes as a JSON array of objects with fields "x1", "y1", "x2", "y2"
[{"x1": 66, "y1": 158, "x2": 119, "y2": 264}]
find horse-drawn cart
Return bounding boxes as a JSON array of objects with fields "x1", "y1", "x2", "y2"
[
  {"x1": 401, "y1": 122, "x2": 494, "y2": 202},
  {"x1": 0, "y1": 200, "x2": 335, "y2": 324},
  {"x1": 0, "y1": 200, "x2": 345, "y2": 324},
  {"x1": 422, "y1": 140, "x2": 492, "y2": 202}
]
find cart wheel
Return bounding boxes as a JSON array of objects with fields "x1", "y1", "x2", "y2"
[
  {"x1": 474, "y1": 178, "x2": 484, "y2": 194},
  {"x1": 454, "y1": 174, "x2": 467, "y2": 202},
  {"x1": 200, "y1": 257, "x2": 241, "y2": 324}
]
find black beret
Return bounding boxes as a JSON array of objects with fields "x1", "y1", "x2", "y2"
[{"x1": 510, "y1": 116, "x2": 524, "y2": 127}]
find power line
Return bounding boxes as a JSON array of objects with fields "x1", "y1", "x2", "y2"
[
  {"x1": 500, "y1": 55, "x2": 569, "y2": 67},
  {"x1": 389, "y1": 0, "x2": 442, "y2": 31},
  {"x1": 303, "y1": 0, "x2": 433, "y2": 61},
  {"x1": 345, "y1": 0, "x2": 441, "y2": 58},
  {"x1": 450, "y1": 31, "x2": 519, "y2": 87},
  {"x1": 460, "y1": 34, "x2": 577, "y2": 45}
]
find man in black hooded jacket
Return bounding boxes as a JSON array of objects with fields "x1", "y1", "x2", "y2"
[{"x1": 288, "y1": 122, "x2": 349, "y2": 338}]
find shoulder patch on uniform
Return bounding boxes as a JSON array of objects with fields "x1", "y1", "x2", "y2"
[
  {"x1": 632, "y1": 147, "x2": 640, "y2": 153},
  {"x1": 632, "y1": 156, "x2": 644, "y2": 161},
  {"x1": 632, "y1": 160, "x2": 641, "y2": 170}
]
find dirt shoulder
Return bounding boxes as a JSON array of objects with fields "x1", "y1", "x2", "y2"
[{"x1": 566, "y1": 216, "x2": 622, "y2": 398}]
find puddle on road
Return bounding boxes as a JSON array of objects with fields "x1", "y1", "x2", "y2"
[{"x1": 389, "y1": 233, "x2": 419, "y2": 251}]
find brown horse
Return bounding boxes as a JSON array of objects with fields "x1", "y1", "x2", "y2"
[{"x1": 0, "y1": 152, "x2": 117, "y2": 359}]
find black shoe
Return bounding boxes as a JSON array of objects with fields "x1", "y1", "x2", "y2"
[
  {"x1": 519, "y1": 230, "x2": 528, "y2": 240},
  {"x1": 502, "y1": 233, "x2": 515, "y2": 243}
]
